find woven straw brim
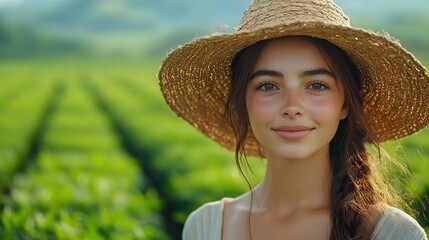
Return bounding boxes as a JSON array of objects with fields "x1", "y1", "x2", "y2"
[{"x1": 159, "y1": 22, "x2": 429, "y2": 157}]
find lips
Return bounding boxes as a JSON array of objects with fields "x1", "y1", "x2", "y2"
[{"x1": 272, "y1": 125, "x2": 314, "y2": 140}]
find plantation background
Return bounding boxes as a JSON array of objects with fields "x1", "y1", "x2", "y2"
[{"x1": 0, "y1": 0, "x2": 428, "y2": 239}]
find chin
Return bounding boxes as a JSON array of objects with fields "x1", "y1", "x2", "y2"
[{"x1": 268, "y1": 148, "x2": 315, "y2": 160}]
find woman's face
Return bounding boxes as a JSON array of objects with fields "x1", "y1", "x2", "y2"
[{"x1": 246, "y1": 37, "x2": 348, "y2": 161}]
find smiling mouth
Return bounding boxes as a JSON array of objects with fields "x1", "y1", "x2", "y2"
[{"x1": 273, "y1": 126, "x2": 314, "y2": 140}]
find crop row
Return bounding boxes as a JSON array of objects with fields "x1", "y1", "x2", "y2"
[
  {"x1": 1, "y1": 75, "x2": 168, "y2": 239},
  {"x1": 85, "y1": 64, "x2": 266, "y2": 238},
  {"x1": 0, "y1": 76, "x2": 58, "y2": 192},
  {"x1": 1, "y1": 61, "x2": 427, "y2": 237}
]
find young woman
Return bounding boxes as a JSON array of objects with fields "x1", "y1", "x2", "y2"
[{"x1": 158, "y1": 0, "x2": 429, "y2": 239}]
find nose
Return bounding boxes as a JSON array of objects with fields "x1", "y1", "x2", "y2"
[{"x1": 281, "y1": 91, "x2": 303, "y2": 118}]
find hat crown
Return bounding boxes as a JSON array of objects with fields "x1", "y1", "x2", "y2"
[{"x1": 237, "y1": 0, "x2": 350, "y2": 31}]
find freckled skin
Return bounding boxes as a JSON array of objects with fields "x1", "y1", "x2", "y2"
[{"x1": 246, "y1": 38, "x2": 348, "y2": 161}]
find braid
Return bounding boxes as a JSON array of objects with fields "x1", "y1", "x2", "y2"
[
  {"x1": 329, "y1": 116, "x2": 379, "y2": 239},
  {"x1": 326, "y1": 44, "x2": 382, "y2": 238}
]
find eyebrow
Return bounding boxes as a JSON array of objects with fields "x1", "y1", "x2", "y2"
[
  {"x1": 299, "y1": 68, "x2": 335, "y2": 78},
  {"x1": 250, "y1": 70, "x2": 282, "y2": 80},
  {"x1": 250, "y1": 68, "x2": 335, "y2": 80}
]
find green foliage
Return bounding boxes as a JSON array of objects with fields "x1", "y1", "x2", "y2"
[
  {"x1": 0, "y1": 60, "x2": 427, "y2": 238},
  {"x1": 41, "y1": 79, "x2": 121, "y2": 153},
  {"x1": 86, "y1": 62, "x2": 265, "y2": 237},
  {"x1": 397, "y1": 128, "x2": 429, "y2": 227},
  {"x1": 2, "y1": 152, "x2": 166, "y2": 240},
  {"x1": 0, "y1": 20, "x2": 90, "y2": 58},
  {"x1": 0, "y1": 73, "x2": 56, "y2": 190},
  {"x1": 0, "y1": 67, "x2": 168, "y2": 239},
  {"x1": 374, "y1": 127, "x2": 429, "y2": 228}
]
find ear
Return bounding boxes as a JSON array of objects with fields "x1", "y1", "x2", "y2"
[{"x1": 340, "y1": 106, "x2": 348, "y2": 120}]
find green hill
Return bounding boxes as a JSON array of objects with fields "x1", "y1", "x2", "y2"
[{"x1": 0, "y1": 0, "x2": 427, "y2": 59}]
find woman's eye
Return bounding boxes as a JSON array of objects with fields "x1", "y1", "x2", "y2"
[
  {"x1": 307, "y1": 82, "x2": 328, "y2": 91},
  {"x1": 257, "y1": 83, "x2": 278, "y2": 92}
]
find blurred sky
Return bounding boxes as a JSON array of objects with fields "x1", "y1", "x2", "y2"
[{"x1": 0, "y1": 0, "x2": 20, "y2": 7}]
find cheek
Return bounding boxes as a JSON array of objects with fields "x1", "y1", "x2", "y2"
[
  {"x1": 308, "y1": 96, "x2": 345, "y2": 120},
  {"x1": 246, "y1": 95, "x2": 279, "y2": 125}
]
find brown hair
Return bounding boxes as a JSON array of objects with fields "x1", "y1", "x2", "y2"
[{"x1": 225, "y1": 36, "x2": 393, "y2": 239}]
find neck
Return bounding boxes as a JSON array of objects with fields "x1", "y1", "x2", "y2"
[{"x1": 254, "y1": 148, "x2": 332, "y2": 213}]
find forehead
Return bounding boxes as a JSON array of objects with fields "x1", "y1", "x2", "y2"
[{"x1": 254, "y1": 37, "x2": 331, "y2": 71}]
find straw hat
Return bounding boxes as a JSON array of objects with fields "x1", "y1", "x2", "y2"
[{"x1": 158, "y1": 0, "x2": 429, "y2": 156}]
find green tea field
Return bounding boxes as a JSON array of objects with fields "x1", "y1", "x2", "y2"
[{"x1": 0, "y1": 59, "x2": 428, "y2": 239}]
